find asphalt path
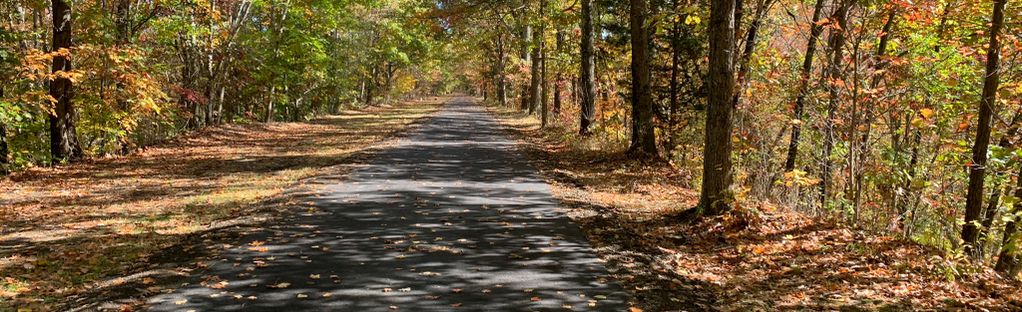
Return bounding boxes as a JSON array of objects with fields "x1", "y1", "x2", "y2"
[{"x1": 146, "y1": 98, "x2": 628, "y2": 311}]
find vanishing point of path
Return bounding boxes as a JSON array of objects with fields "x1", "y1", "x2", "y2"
[{"x1": 146, "y1": 98, "x2": 628, "y2": 311}]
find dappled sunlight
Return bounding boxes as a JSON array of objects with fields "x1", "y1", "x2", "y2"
[
  {"x1": 145, "y1": 98, "x2": 626, "y2": 311},
  {"x1": 0, "y1": 99, "x2": 444, "y2": 310}
]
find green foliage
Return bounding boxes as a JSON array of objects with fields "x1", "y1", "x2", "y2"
[{"x1": 0, "y1": 0, "x2": 457, "y2": 169}]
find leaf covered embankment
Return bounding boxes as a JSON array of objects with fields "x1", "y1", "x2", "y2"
[
  {"x1": 487, "y1": 103, "x2": 1022, "y2": 311},
  {"x1": 0, "y1": 98, "x2": 445, "y2": 310}
]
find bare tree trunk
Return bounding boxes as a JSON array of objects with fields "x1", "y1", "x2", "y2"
[
  {"x1": 782, "y1": 0, "x2": 826, "y2": 172},
  {"x1": 628, "y1": 0, "x2": 656, "y2": 155},
  {"x1": 963, "y1": 0, "x2": 1005, "y2": 258},
  {"x1": 579, "y1": 0, "x2": 597, "y2": 135},
  {"x1": 698, "y1": 0, "x2": 737, "y2": 215},
  {"x1": 49, "y1": 0, "x2": 82, "y2": 163}
]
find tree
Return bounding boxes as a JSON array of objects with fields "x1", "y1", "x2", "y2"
[
  {"x1": 553, "y1": 29, "x2": 564, "y2": 115},
  {"x1": 1, "y1": 86, "x2": 7, "y2": 174},
  {"x1": 529, "y1": 2, "x2": 542, "y2": 115},
  {"x1": 963, "y1": 0, "x2": 1006, "y2": 258},
  {"x1": 495, "y1": 31, "x2": 508, "y2": 107},
  {"x1": 520, "y1": 15, "x2": 532, "y2": 111},
  {"x1": 697, "y1": 0, "x2": 737, "y2": 215},
  {"x1": 540, "y1": 0, "x2": 549, "y2": 127},
  {"x1": 995, "y1": 164, "x2": 1021, "y2": 277},
  {"x1": 578, "y1": 0, "x2": 597, "y2": 135},
  {"x1": 628, "y1": 0, "x2": 656, "y2": 156},
  {"x1": 49, "y1": 0, "x2": 82, "y2": 163},
  {"x1": 820, "y1": 0, "x2": 851, "y2": 209},
  {"x1": 782, "y1": 0, "x2": 825, "y2": 172}
]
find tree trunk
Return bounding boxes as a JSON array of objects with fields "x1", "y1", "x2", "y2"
[
  {"x1": 853, "y1": 9, "x2": 896, "y2": 224},
  {"x1": 49, "y1": 0, "x2": 82, "y2": 163},
  {"x1": 114, "y1": 0, "x2": 132, "y2": 153},
  {"x1": 520, "y1": 16, "x2": 532, "y2": 111},
  {"x1": 529, "y1": 14, "x2": 542, "y2": 115},
  {"x1": 496, "y1": 32, "x2": 508, "y2": 107},
  {"x1": 963, "y1": 0, "x2": 1005, "y2": 258},
  {"x1": 732, "y1": 0, "x2": 773, "y2": 108},
  {"x1": 667, "y1": 0, "x2": 681, "y2": 151},
  {"x1": 539, "y1": 0, "x2": 549, "y2": 127},
  {"x1": 979, "y1": 110, "x2": 1022, "y2": 255},
  {"x1": 579, "y1": 0, "x2": 597, "y2": 135},
  {"x1": 995, "y1": 164, "x2": 1022, "y2": 277},
  {"x1": 898, "y1": 2, "x2": 952, "y2": 233},
  {"x1": 554, "y1": 29, "x2": 563, "y2": 115},
  {"x1": 820, "y1": 0, "x2": 851, "y2": 210},
  {"x1": 628, "y1": 0, "x2": 656, "y2": 155},
  {"x1": 782, "y1": 0, "x2": 826, "y2": 172},
  {"x1": 266, "y1": 85, "x2": 276, "y2": 122},
  {"x1": 0, "y1": 86, "x2": 8, "y2": 174},
  {"x1": 698, "y1": 0, "x2": 737, "y2": 215}
]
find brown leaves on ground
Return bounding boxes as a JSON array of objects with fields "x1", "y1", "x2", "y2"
[
  {"x1": 0, "y1": 98, "x2": 445, "y2": 310},
  {"x1": 487, "y1": 104, "x2": 1022, "y2": 311}
]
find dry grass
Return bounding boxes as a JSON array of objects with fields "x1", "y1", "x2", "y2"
[
  {"x1": 485, "y1": 102, "x2": 1022, "y2": 311},
  {"x1": 0, "y1": 98, "x2": 445, "y2": 310}
]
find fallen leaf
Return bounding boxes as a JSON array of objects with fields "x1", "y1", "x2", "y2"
[{"x1": 268, "y1": 282, "x2": 291, "y2": 289}]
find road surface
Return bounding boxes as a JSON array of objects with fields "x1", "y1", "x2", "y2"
[{"x1": 146, "y1": 98, "x2": 628, "y2": 311}]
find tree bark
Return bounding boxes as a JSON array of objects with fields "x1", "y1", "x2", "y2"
[
  {"x1": 820, "y1": 0, "x2": 851, "y2": 209},
  {"x1": 963, "y1": 0, "x2": 1005, "y2": 258},
  {"x1": 782, "y1": 0, "x2": 826, "y2": 172},
  {"x1": 0, "y1": 86, "x2": 7, "y2": 174},
  {"x1": 667, "y1": 0, "x2": 681, "y2": 150},
  {"x1": 529, "y1": 15, "x2": 542, "y2": 115},
  {"x1": 732, "y1": 0, "x2": 774, "y2": 108},
  {"x1": 49, "y1": 0, "x2": 82, "y2": 163},
  {"x1": 852, "y1": 8, "x2": 896, "y2": 224},
  {"x1": 628, "y1": 0, "x2": 656, "y2": 155},
  {"x1": 698, "y1": 0, "x2": 737, "y2": 214},
  {"x1": 496, "y1": 32, "x2": 508, "y2": 107},
  {"x1": 520, "y1": 14, "x2": 532, "y2": 111},
  {"x1": 898, "y1": 2, "x2": 952, "y2": 233},
  {"x1": 978, "y1": 110, "x2": 1022, "y2": 256},
  {"x1": 554, "y1": 29, "x2": 564, "y2": 115},
  {"x1": 995, "y1": 163, "x2": 1021, "y2": 277},
  {"x1": 540, "y1": 0, "x2": 549, "y2": 127},
  {"x1": 579, "y1": 0, "x2": 597, "y2": 135}
]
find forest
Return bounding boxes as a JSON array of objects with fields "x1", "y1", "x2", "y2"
[{"x1": 2, "y1": 0, "x2": 1022, "y2": 310}]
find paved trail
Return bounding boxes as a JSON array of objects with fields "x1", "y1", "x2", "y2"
[{"x1": 147, "y1": 98, "x2": 627, "y2": 311}]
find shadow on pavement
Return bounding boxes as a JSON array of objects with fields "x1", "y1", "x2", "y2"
[{"x1": 144, "y1": 98, "x2": 629, "y2": 311}]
